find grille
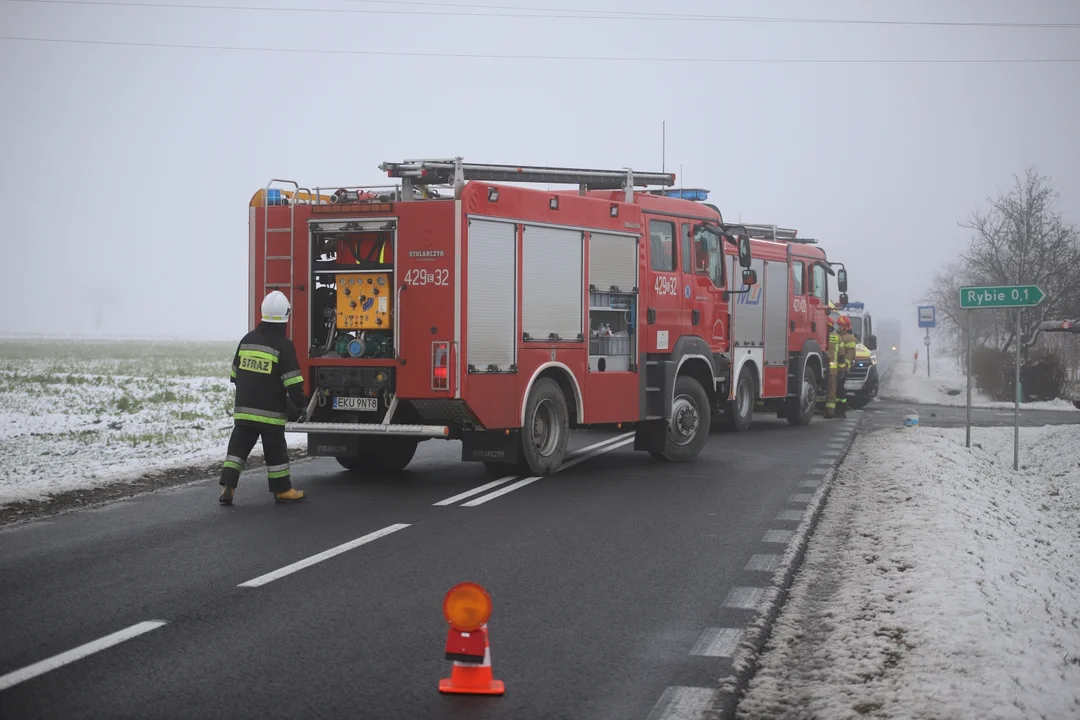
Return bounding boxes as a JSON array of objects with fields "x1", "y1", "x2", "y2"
[{"x1": 846, "y1": 361, "x2": 871, "y2": 382}]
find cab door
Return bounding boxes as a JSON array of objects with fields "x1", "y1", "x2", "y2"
[
  {"x1": 645, "y1": 216, "x2": 682, "y2": 353},
  {"x1": 688, "y1": 223, "x2": 728, "y2": 353},
  {"x1": 788, "y1": 259, "x2": 809, "y2": 350}
]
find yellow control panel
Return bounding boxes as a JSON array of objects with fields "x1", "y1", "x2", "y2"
[{"x1": 335, "y1": 273, "x2": 393, "y2": 330}]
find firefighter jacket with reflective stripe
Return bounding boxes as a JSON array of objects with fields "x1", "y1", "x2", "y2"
[
  {"x1": 229, "y1": 322, "x2": 306, "y2": 426},
  {"x1": 839, "y1": 330, "x2": 858, "y2": 370},
  {"x1": 828, "y1": 331, "x2": 841, "y2": 370}
]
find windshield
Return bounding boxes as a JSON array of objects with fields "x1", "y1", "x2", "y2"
[{"x1": 830, "y1": 312, "x2": 865, "y2": 342}]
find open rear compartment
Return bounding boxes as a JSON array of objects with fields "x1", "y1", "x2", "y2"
[{"x1": 299, "y1": 190, "x2": 461, "y2": 471}]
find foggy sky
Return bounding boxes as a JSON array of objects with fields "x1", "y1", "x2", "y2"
[{"x1": 2, "y1": 0, "x2": 1078, "y2": 353}]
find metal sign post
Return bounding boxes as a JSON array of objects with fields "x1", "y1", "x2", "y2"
[
  {"x1": 1014, "y1": 309, "x2": 1021, "y2": 470},
  {"x1": 966, "y1": 310, "x2": 973, "y2": 448},
  {"x1": 918, "y1": 306, "x2": 936, "y2": 378},
  {"x1": 957, "y1": 284, "x2": 1046, "y2": 468}
]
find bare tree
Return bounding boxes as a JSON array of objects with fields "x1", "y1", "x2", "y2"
[{"x1": 953, "y1": 168, "x2": 1080, "y2": 358}]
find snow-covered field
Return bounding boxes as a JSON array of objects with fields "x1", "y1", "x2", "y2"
[
  {"x1": 736, "y1": 423, "x2": 1080, "y2": 720},
  {"x1": 880, "y1": 352, "x2": 1077, "y2": 411},
  {"x1": 0, "y1": 339, "x2": 305, "y2": 508}
]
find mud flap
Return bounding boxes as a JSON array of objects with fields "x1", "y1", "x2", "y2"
[{"x1": 461, "y1": 429, "x2": 521, "y2": 464}]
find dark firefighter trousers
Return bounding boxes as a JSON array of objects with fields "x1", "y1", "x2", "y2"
[
  {"x1": 220, "y1": 423, "x2": 293, "y2": 494},
  {"x1": 836, "y1": 369, "x2": 848, "y2": 411}
]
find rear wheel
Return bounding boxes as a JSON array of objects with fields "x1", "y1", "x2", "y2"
[
  {"x1": 335, "y1": 436, "x2": 419, "y2": 473},
  {"x1": 518, "y1": 378, "x2": 570, "y2": 476},
  {"x1": 786, "y1": 365, "x2": 818, "y2": 427},
  {"x1": 723, "y1": 369, "x2": 754, "y2": 432},
  {"x1": 648, "y1": 375, "x2": 711, "y2": 462}
]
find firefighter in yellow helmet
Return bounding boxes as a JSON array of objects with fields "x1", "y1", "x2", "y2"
[{"x1": 834, "y1": 315, "x2": 858, "y2": 417}]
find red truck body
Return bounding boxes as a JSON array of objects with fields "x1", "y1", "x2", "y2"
[{"x1": 247, "y1": 160, "x2": 842, "y2": 475}]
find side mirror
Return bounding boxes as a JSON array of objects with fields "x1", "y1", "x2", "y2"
[
  {"x1": 837, "y1": 268, "x2": 848, "y2": 292},
  {"x1": 867, "y1": 335, "x2": 878, "y2": 351},
  {"x1": 839, "y1": 292, "x2": 848, "y2": 307},
  {"x1": 738, "y1": 236, "x2": 752, "y2": 268},
  {"x1": 742, "y1": 268, "x2": 758, "y2": 286}
]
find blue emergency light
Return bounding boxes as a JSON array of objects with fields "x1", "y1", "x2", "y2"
[
  {"x1": 661, "y1": 188, "x2": 709, "y2": 201},
  {"x1": 845, "y1": 301, "x2": 865, "y2": 310}
]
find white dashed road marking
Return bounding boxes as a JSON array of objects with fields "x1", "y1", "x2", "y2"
[
  {"x1": 799, "y1": 480, "x2": 821, "y2": 488},
  {"x1": 0, "y1": 620, "x2": 166, "y2": 692},
  {"x1": 690, "y1": 628, "x2": 743, "y2": 657},
  {"x1": 746, "y1": 553, "x2": 783, "y2": 572},
  {"x1": 775, "y1": 509, "x2": 804, "y2": 522},
  {"x1": 807, "y1": 467, "x2": 828, "y2": 475},
  {"x1": 788, "y1": 494, "x2": 814, "y2": 504},
  {"x1": 763, "y1": 529, "x2": 794, "y2": 544},
  {"x1": 238, "y1": 523, "x2": 410, "y2": 588},
  {"x1": 646, "y1": 686, "x2": 716, "y2": 720},
  {"x1": 723, "y1": 586, "x2": 765, "y2": 610}
]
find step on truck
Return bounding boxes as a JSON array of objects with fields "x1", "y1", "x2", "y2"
[{"x1": 247, "y1": 158, "x2": 848, "y2": 477}]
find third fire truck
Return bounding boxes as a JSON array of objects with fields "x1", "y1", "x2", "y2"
[{"x1": 247, "y1": 158, "x2": 850, "y2": 476}]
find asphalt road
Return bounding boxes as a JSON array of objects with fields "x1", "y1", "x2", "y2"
[{"x1": 0, "y1": 411, "x2": 862, "y2": 720}]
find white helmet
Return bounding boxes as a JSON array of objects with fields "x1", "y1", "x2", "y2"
[{"x1": 261, "y1": 291, "x2": 291, "y2": 323}]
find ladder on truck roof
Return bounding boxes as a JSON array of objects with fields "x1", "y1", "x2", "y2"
[
  {"x1": 380, "y1": 157, "x2": 676, "y2": 202},
  {"x1": 262, "y1": 179, "x2": 305, "y2": 340},
  {"x1": 738, "y1": 224, "x2": 819, "y2": 244}
]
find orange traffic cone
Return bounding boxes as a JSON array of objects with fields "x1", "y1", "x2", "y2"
[{"x1": 439, "y1": 623, "x2": 505, "y2": 695}]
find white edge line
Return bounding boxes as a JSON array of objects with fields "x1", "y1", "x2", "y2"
[
  {"x1": 0, "y1": 620, "x2": 167, "y2": 692},
  {"x1": 433, "y1": 476, "x2": 516, "y2": 506},
  {"x1": 461, "y1": 476, "x2": 542, "y2": 507},
  {"x1": 238, "y1": 523, "x2": 410, "y2": 588},
  {"x1": 568, "y1": 431, "x2": 635, "y2": 459},
  {"x1": 558, "y1": 436, "x2": 635, "y2": 472},
  {"x1": 432, "y1": 432, "x2": 633, "y2": 507}
]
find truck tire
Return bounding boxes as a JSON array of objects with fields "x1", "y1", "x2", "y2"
[
  {"x1": 518, "y1": 377, "x2": 570, "y2": 475},
  {"x1": 723, "y1": 368, "x2": 754, "y2": 432},
  {"x1": 335, "y1": 436, "x2": 418, "y2": 473},
  {"x1": 846, "y1": 395, "x2": 869, "y2": 410},
  {"x1": 649, "y1": 375, "x2": 711, "y2": 462},
  {"x1": 786, "y1": 365, "x2": 817, "y2": 427}
]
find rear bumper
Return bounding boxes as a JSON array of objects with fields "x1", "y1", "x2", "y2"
[{"x1": 285, "y1": 421, "x2": 450, "y2": 438}]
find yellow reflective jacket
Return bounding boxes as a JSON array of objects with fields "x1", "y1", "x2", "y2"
[
  {"x1": 828, "y1": 331, "x2": 841, "y2": 370},
  {"x1": 839, "y1": 330, "x2": 858, "y2": 369}
]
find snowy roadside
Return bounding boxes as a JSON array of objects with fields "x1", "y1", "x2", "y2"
[
  {"x1": 735, "y1": 423, "x2": 1080, "y2": 720},
  {"x1": 0, "y1": 340, "x2": 307, "y2": 512},
  {"x1": 880, "y1": 352, "x2": 1077, "y2": 411}
]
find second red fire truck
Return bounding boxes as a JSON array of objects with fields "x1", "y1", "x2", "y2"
[{"x1": 247, "y1": 158, "x2": 850, "y2": 476}]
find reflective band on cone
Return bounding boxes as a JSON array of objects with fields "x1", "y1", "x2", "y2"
[{"x1": 438, "y1": 624, "x2": 505, "y2": 696}]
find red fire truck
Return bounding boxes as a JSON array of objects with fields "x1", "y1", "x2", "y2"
[{"x1": 247, "y1": 158, "x2": 848, "y2": 476}]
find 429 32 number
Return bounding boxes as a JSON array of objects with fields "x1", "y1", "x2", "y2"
[
  {"x1": 653, "y1": 275, "x2": 679, "y2": 296},
  {"x1": 404, "y1": 268, "x2": 450, "y2": 286}
]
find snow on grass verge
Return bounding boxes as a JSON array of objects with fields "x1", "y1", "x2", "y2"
[
  {"x1": 735, "y1": 424, "x2": 1080, "y2": 720},
  {"x1": 0, "y1": 340, "x2": 307, "y2": 508},
  {"x1": 880, "y1": 352, "x2": 1076, "y2": 411}
]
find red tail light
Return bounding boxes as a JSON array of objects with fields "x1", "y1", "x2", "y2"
[{"x1": 432, "y1": 341, "x2": 450, "y2": 391}]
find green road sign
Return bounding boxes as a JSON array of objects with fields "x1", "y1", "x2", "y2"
[{"x1": 958, "y1": 284, "x2": 1046, "y2": 309}]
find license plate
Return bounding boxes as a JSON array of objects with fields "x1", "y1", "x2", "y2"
[
  {"x1": 845, "y1": 381, "x2": 865, "y2": 391},
  {"x1": 332, "y1": 396, "x2": 378, "y2": 412}
]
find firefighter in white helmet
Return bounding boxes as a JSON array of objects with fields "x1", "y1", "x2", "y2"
[{"x1": 219, "y1": 291, "x2": 307, "y2": 505}]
